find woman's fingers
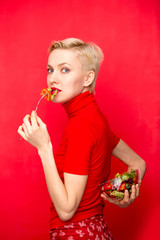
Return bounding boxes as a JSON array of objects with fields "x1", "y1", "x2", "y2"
[
  {"x1": 101, "y1": 185, "x2": 140, "y2": 208},
  {"x1": 30, "y1": 111, "x2": 39, "y2": 129},
  {"x1": 17, "y1": 125, "x2": 27, "y2": 140},
  {"x1": 23, "y1": 114, "x2": 32, "y2": 134},
  {"x1": 18, "y1": 112, "x2": 37, "y2": 139},
  {"x1": 101, "y1": 192, "x2": 122, "y2": 206},
  {"x1": 18, "y1": 111, "x2": 50, "y2": 148},
  {"x1": 124, "y1": 189, "x2": 130, "y2": 201},
  {"x1": 136, "y1": 183, "x2": 141, "y2": 197},
  {"x1": 129, "y1": 186, "x2": 136, "y2": 203},
  {"x1": 101, "y1": 192, "x2": 110, "y2": 201},
  {"x1": 119, "y1": 190, "x2": 130, "y2": 207},
  {"x1": 21, "y1": 112, "x2": 40, "y2": 134}
]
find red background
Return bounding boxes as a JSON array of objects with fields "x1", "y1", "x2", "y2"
[{"x1": 0, "y1": 0, "x2": 159, "y2": 239}]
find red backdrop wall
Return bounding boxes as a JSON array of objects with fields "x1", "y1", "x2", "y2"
[{"x1": 0, "y1": 0, "x2": 159, "y2": 239}]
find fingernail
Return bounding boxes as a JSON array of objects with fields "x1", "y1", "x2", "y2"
[{"x1": 132, "y1": 185, "x2": 136, "y2": 190}]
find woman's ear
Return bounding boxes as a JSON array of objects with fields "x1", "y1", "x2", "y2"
[{"x1": 84, "y1": 70, "x2": 95, "y2": 87}]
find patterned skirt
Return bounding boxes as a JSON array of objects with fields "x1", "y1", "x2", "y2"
[{"x1": 50, "y1": 214, "x2": 113, "y2": 240}]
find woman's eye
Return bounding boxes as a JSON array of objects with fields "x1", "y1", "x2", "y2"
[
  {"x1": 61, "y1": 68, "x2": 69, "y2": 73},
  {"x1": 47, "y1": 68, "x2": 53, "y2": 73}
]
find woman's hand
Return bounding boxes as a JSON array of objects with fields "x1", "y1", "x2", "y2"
[
  {"x1": 17, "y1": 111, "x2": 51, "y2": 151},
  {"x1": 101, "y1": 181, "x2": 141, "y2": 208}
]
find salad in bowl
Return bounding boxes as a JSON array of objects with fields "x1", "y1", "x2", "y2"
[{"x1": 101, "y1": 169, "x2": 139, "y2": 199}]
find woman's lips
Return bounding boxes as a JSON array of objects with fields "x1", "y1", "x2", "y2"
[{"x1": 51, "y1": 87, "x2": 61, "y2": 94}]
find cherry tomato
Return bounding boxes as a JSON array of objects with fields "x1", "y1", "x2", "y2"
[
  {"x1": 119, "y1": 182, "x2": 126, "y2": 191},
  {"x1": 103, "y1": 182, "x2": 113, "y2": 191}
]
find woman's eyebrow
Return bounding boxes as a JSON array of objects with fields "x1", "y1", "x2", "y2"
[
  {"x1": 58, "y1": 62, "x2": 72, "y2": 67},
  {"x1": 47, "y1": 64, "x2": 52, "y2": 68},
  {"x1": 47, "y1": 63, "x2": 72, "y2": 68}
]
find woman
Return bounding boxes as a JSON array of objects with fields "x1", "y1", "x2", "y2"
[{"x1": 18, "y1": 38, "x2": 146, "y2": 239}]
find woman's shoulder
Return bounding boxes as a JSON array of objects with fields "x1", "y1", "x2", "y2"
[{"x1": 67, "y1": 116, "x2": 90, "y2": 132}]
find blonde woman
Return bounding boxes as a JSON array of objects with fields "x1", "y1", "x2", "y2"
[{"x1": 18, "y1": 38, "x2": 146, "y2": 239}]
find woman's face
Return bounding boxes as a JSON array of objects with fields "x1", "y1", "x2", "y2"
[{"x1": 47, "y1": 49, "x2": 89, "y2": 104}]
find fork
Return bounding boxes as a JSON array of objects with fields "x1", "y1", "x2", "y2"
[
  {"x1": 34, "y1": 93, "x2": 47, "y2": 112},
  {"x1": 19, "y1": 93, "x2": 47, "y2": 140}
]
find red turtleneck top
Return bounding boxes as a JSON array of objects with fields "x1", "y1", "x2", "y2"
[{"x1": 50, "y1": 91, "x2": 120, "y2": 229}]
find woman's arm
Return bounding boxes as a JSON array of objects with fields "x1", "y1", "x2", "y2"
[
  {"x1": 18, "y1": 111, "x2": 88, "y2": 221},
  {"x1": 101, "y1": 139, "x2": 146, "y2": 207},
  {"x1": 38, "y1": 146, "x2": 88, "y2": 221},
  {"x1": 112, "y1": 139, "x2": 146, "y2": 180}
]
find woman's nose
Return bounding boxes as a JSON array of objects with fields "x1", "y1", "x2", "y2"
[{"x1": 48, "y1": 73, "x2": 59, "y2": 84}]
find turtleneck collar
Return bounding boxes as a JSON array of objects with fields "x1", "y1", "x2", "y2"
[{"x1": 63, "y1": 91, "x2": 96, "y2": 117}]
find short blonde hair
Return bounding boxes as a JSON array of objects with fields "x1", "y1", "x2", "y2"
[{"x1": 49, "y1": 38, "x2": 104, "y2": 92}]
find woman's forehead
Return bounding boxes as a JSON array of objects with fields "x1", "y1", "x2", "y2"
[{"x1": 48, "y1": 49, "x2": 79, "y2": 65}]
